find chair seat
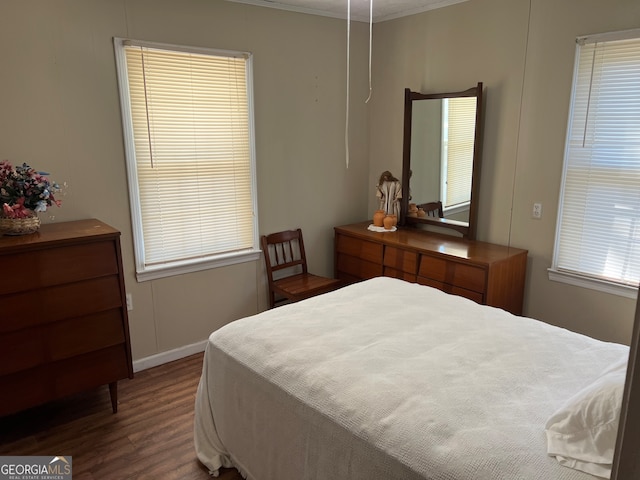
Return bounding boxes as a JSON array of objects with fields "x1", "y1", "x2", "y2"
[{"x1": 273, "y1": 273, "x2": 342, "y2": 301}]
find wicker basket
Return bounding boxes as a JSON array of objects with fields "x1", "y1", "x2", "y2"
[{"x1": 0, "y1": 213, "x2": 41, "y2": 236}]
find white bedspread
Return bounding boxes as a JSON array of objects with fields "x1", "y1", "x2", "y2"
[{"x1": 195, "y1": 277, "x2": 628, "y2": 480}]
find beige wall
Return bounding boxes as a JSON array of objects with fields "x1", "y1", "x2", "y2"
[
  {"x1": 511, "y1": 0, "x2": 640, "y2": 344},
  {"x1": 372, "y1": 0, "x2": 640, "y2": 344},
  {"x1": 0, "y1": 0, "x2": 369, "y2": 360}
]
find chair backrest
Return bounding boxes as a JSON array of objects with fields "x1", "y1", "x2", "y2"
[
  {"x1": 419, "y1": 201, "x2": 444, "y2": 218},
  {"x1": 260, "y1": 229, "x2": 308, "y2": 281}
]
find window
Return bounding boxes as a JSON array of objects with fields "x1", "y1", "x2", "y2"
[
  {"x1": 114, "y1": 39, "x2": 259, "y2": 281},
  {"x1": 551, "y1": 29, "x2": 640, "y2": 298},
  {"x1": 441, "y1": 97, "x2": 476, "y2": 212}
]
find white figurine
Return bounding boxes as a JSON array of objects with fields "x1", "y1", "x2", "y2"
[{"x1": 376, "y1": 171, "x2": 402, "y2": 217}]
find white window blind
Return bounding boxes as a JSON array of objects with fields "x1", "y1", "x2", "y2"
[
  {"x1": 552, "y1": 30, "x2": 640, "y2": 293},
  {"x1": 114, "y1": 39, "x2": 259, "y2": 281},
  {"x1": 442, "y1": 97, "x2": 476, "y2": 209}
]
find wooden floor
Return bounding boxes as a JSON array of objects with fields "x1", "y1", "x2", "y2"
[{"x1": 0, "y1": 353, "x2": 243, "y2": 480}]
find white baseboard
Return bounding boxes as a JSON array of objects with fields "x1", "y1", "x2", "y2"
[{"x1": 132, "y1": 340, "x2": 208, "y2": 373}]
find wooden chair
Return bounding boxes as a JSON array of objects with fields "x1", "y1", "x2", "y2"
[
  {"x1": 418, "y1": 200, "x2": 444, "y2": 218},
  {"x1": 261, "y1": 229, "x2": 342, "y2": 308}
]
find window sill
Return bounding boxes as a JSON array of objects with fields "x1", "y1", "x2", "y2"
[
  {"x1": 136, "y1": 249, "x2": 261, "y2": 282},
  {"x1": 443, "y1": 202, "x2": 470, "y2": 216},
  {"x1": 547, "y1": 268, "x2": 638, "y2": 299}
]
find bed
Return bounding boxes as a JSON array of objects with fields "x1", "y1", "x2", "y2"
[{"x1": 194, "y1": 277, "x2": 630, "y2": 480}]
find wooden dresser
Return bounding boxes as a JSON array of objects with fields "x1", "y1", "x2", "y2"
[
  {"x1": 0, "y1": 219, "x2": 133, "y2": 416},
  {"x1": 335, "y1": 222, "x2": 528, "y2": 315}
]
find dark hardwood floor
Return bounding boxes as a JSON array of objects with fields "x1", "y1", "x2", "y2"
[{"x1": 0, "y1": 353, "x2": 243, "y2": 480}]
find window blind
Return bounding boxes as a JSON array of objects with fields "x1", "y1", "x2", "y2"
[
  {"x1": 554, "y1": 33, "x2": 640, "y2": 287},
  {"x1": 122, "y1": 44, "x2": 255, "y2": 269},
  {"x1": 444, "y1": 97, "x2": 476, "y2": 208}
]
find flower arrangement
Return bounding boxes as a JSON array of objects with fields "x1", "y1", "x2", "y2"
[{"x1": 0, "y1": 160, "x2": 62, "y2": 219}]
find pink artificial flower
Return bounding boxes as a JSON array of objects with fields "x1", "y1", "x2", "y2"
[
  {"x1": 2, "y1": 203, "x2": 14, "y2": 217},
  {"x1": 2, "y1": 198, "x2": 30, "y2": 219}
]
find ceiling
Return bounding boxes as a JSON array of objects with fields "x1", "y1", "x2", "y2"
[{"x1": 225, "y1": 0, "x2": 469, "y2": 23}]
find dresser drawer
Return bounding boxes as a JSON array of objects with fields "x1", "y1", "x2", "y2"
[
  {"x1": 418, "y1": 255, "x2": 486, "y2": 293},
  {"x1": 0, "y1": 344, "x2": 130, "y2": 417},
  {"x1": 417, "y1": 277, "x2": 484, "y2": 304},
  {"x1": 0, "y1": 330, "x2": 47, "y2": 376},
  {"x1": 48, "y1": 309, "x2": 126, "y2": 361},
  {"x1": 336, "y1": 235, "x2": 383, "y2": 263},
  {"x1": 336, "y1": 253, "x2": 383, "y2": 280},
  {"x1": 0, "y1": 309, "x2": 126, "y2": 375},
  {"x1": 0, "y1": 366, "x2": 52, "y2": 416},
  {"x1": 383, "y1": 247, "x2": 417, "y2": 275},
  {"x1": 0, "y1": 241, "x2": 119, "y2": 296},
  {"x1": 0, "y1": 275, "x2": 123, "y2": 332},
  {"x1": 384, "y1": 267, "x2": 416, "y2": 283},
  {"x1": 54, "y1": 344, "x2": 130, "y2": 397}
]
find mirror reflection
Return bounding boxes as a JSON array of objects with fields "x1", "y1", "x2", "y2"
[
  {"x1": 401, "y1": 83, "x2": 483, "y2": 239},
  {"x1": 409, "y1": 97, "x2": 477, "y2": 224}
]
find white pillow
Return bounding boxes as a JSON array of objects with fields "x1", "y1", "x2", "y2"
[{"x1": 545, "y1": 357, "x2": 627, "y2": 479}]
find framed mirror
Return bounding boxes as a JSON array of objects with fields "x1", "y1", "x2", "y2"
[{"x1": 400, "y1": 83, "x2": 483, "y2": 239}]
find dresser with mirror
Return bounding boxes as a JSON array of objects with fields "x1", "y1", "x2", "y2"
[{"x1": 335, "y1": 83, "x2": 528, "y2": 315}]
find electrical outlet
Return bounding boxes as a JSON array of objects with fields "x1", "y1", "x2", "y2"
[
  {"x1": 126, "y1": 293, "x2": 133, "y2": 311},
  {"x1": 532, "y1": 203, "x2": 542, "y2": 219}
]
